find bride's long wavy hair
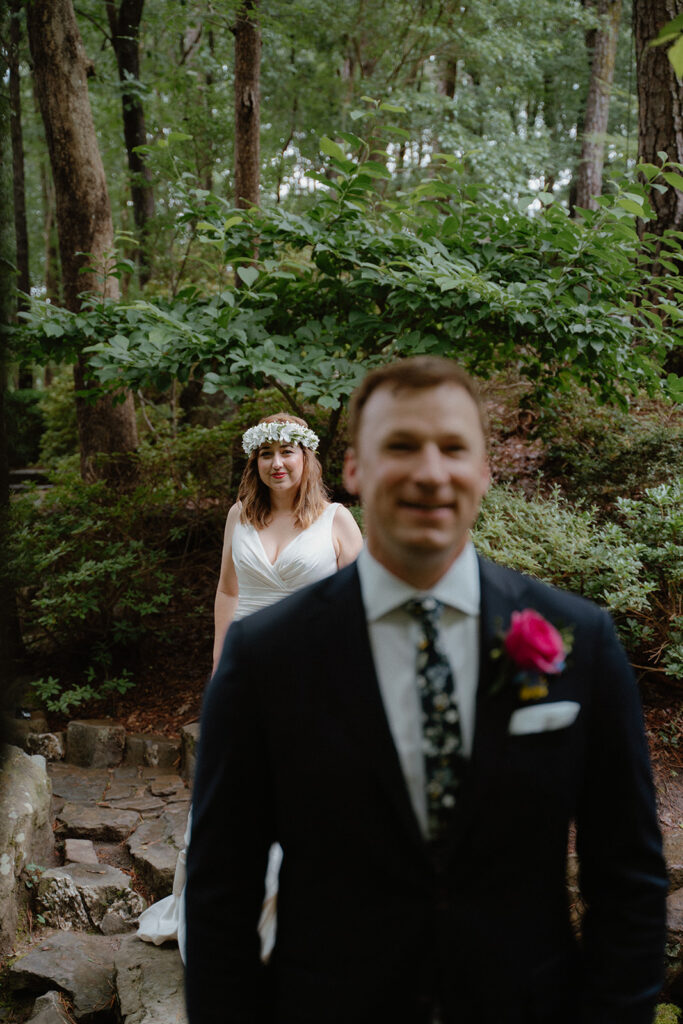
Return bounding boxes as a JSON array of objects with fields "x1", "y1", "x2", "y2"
[{"x1": 238, "y1": 413, "x2": 329, "y2": 529}]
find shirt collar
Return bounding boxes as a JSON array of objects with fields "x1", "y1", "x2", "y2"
[{"x1": 357, "y1": 540, "x2": 480, "y2": 623}]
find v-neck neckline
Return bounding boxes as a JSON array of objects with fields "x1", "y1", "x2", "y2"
[{"x1": 254, "y1": 525, "x2": 304, "y2": 568}]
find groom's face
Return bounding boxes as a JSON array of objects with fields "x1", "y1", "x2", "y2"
[{"x1": 344, "y1": 382, "x2": 490, "y2": 587}]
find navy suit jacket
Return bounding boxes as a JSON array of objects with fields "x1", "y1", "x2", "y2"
[{"x1": 185, "y1": 557, "x2": 667, "y2": 1024}]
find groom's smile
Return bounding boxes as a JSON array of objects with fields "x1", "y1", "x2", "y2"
[{"x1": 344, "y1": 381, "x2": 490, "y2": 589}]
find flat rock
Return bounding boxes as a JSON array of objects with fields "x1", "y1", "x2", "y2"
[
  {"x1": 64, "y1": 839, "x2": 99, "y2": 865},
  {"x1": 26, "y1": 990, "x2": 71, "y2": 1024},
  {"x1": 38, "y1": 863, "x2": 145, "y2": 933},
  {"x1": 114, "y1": 933, "x2": 187, "y2": 1024},
  {"x1": 66, "y1": 720, "x2": 125, "y2": 769},
  {"x1": 26, "y1": 734, "x2": 65, "y2": 762},
  {"x1": 180, "y1": 723, "x2": 199, "y2": 785},
  {"x1": 104, "y1": 796, "x2": 167, "y2": 815},
  {"x1": 104, "y1": 781, "x2": 141, "y2": 802},
  {"x1": 48, "y1": 765, "x2": 109, "y2": 805},
  {"x1": 0, "y1": 746, "x2": 55, "y2": 955},
  {"x1": 147, "y1": 776, "x2": 187, "y2": 800},
  {"x1": 127, "y1": 806, "x2": 188, "y2": 897},
  {"x1": 9, "y1": 931, "x2": 119, "y2": 1020},
  {"x1": 56, "y1": 803, "x2": 140, "y2": 842}
]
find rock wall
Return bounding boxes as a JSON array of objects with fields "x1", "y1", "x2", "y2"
[{"x1": 0, "y1": 745, "x2": 55, "y2": 954}]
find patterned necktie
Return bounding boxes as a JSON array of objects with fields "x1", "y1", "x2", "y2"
[{"x1": 405, "y1": 597, "x2": 463, "y2": 840}]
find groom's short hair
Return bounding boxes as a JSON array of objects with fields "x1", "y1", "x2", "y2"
[{"x1": 348, "y1": 356, "x2": 489, "y2": 445}]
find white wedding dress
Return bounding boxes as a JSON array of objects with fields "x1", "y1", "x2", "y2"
[{"x1": 137, "y1": 503, "x2": 340, "y2": 962}]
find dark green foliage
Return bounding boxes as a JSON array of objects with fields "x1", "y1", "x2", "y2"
[
  {"x1": 474, "y1": 482, "x2": 683, "y2": 689},
  {"x1": 5, "y1": 388, "x2": 45, "y2": 467},
  {"x1": 38, "y1": 370, "x2": 79, "y2": 463},
  {"x1": 15, "y1": 134, "x2": 681, "y2": 421},
  {"x1": 541, "y1": 390, "x2": 683, "y2": 505}
]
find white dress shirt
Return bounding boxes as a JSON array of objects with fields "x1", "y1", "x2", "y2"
[{"x1": 356, "y1": 541, "x2": 481, "y2": 837}]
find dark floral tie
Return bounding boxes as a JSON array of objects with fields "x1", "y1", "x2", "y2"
[{"x1": 405, "y1": 597, "x2": 463, "y2": 840}]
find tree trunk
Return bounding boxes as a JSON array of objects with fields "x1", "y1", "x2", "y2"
[
  {"x1": 41, "y1": 158, "x2": 61, "y2": 302},
  {"x1": 634, "y1": 0, "x2": 683, "y2": 374},
  {"x1": 26, "y1": 0, "x2": 138, "y2": 483},
  {"x1": 105, "y1": 0, "x2": 154, "y2": 284},
  {"x1": 233, "y1": 0, "x2": 260, "y2": 210},
  {"x1": 8, "y1": 0, "x2": 30, "y2": 305},
  {"x1": 634, "y1": 0, "x2": 683, "y2": 233},
  {"x1": 0, "y1": 0, "x2": 26, "y2": 696},
  {"x1": 575, "y1": 0, "x2": 622, "y2": 211}
]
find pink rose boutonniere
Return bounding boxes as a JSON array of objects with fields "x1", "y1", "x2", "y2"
[{"x1": 491, "y1": 608, "x2": 572, "y2": 701}]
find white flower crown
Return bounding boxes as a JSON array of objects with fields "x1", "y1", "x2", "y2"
[{"x1": 242, "y1": 421, "x2": 320, "y2": 456}]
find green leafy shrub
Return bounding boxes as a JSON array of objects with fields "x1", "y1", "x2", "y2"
[
  {"x1": 540, "y1": 389, "x2": 683, "y2": 506},
  {"x1": 616, "y1": 481, "x2": 683, "y2": 683},
  {"x1": 473, "y1": 484, "x2": 682, "y2": 688},
  {"x1": 9, "y1": 477, "x2": 175, "y2": 670},
  {"x1": 655, "y1": 1005, "x2": 681, "y2": 1024},
  {"x1": 5, "y1": 389, "x2": 45, "y2": 467},
  {"x1": 474, "y1": 485, "x2": 653, "y2": 621},
  {"x1": 38, "y1": 370, "x2": 79, "y2": 464}
]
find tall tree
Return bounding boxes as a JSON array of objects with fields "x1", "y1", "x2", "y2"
[
  {"x1": 575, "y1": 0, "x2": 622, "y2": 211},
  {"x1": 105, "y1": 0, "x2": 155, "y2": 284},
  {"x1": 233, "y1": 0, "x2": 260, "y2": 209},
  {"x1": 634, "y1": 0, "x2": 683, "y2": 233},
  {"x1": 26, "y1": 0, "x2": 138, "y2": 483},
  {"x1": 8, "y1": 0, "x2": 29, "y2": 305},
  {"x1": 0, "y1": 0, "x2": 24, "y2": 707}
]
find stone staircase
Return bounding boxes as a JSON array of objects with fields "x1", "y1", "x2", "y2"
[{"x1": 1, "y1": 717, "x2": 200, "y2": 1023}]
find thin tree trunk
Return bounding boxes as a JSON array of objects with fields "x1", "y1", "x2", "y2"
[
  {"x1": 575, "y1": 0, "x2": 622, "y2": 211},
  {"x1": 105, "y1": 0, "x2": 154, "y2": 285},
  {"x1": 41, "y1": 158, "x2": 60, "y2": 301},
  {"x1": 0, "y1": 0, "x2": 26, "y2": 698},
  {"x1": 634, "y1": 0, "x2": 683, "y2": 233},
  {"x1": 233, "y1": 0, "x2": 260, "y2": 210},
  {"x1": 26, "y1": 0, "x2": 138, "y2": 484},
  {"x1": 8, "y1": 0, "x2": 30, "y2": 306}
]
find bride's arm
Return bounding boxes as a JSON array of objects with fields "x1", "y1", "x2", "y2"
[
  {"x1": 332, "y1": 504, "x2": 364, "y2": 569},
  {"x1": 212, "y1": 503, "x2": 241, "y2": 673}
]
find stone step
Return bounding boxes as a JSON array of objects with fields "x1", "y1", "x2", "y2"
[
  {"x1": 37, "y1": 862, "x2": 145, "y2": 935},
  {"x1": 8, "y1": 931, "x2": 120, "y2": 1021}
]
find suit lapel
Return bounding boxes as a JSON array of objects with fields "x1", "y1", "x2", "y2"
[
  {"x1": 319, "y1": 566, "x2": 428, "y2": 861},
  {"x1": 450, "y1": 557, "x2": 530, "y2": 839}
]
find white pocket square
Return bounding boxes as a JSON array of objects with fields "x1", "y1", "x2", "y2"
[{"x1": 508, "y1": 700, "x2": 581, "y2": 736}]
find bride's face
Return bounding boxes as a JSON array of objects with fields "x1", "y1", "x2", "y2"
[{"x1": 257, "y1": 441, "x2": 305, "y2": 494}]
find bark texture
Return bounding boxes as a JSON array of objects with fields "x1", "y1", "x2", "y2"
[
  {"x1": 8, "y1": 0, "x2": 30, "y2": 303},
  {"x1": 105, "y1": 0, "x2": 154, "y2": 283},
  {"x1": 233, "y1": 0, "x2": 261, "y2": 210},
  {"x1": 635, "y1": 0, "x2": 683, "y2": 233},
  {"x1": 0, "y1": 0, "x2": 25, "y2": 682},
  {"x1": 26, "y1": 0, "x2": 138, "y2": 482},
  {"x1": 575, "y1": 0, "x2": 622, "y2": 211}
]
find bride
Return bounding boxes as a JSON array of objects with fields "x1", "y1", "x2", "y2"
[{"x1": 137, "y1": 413, "x2": 363, "y2": 959}]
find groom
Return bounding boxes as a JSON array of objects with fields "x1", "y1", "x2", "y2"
[{"x1": 185, "y1": 356, "x2": 667, "y2": 1024}]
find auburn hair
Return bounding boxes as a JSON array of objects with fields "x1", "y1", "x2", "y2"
[{"x1": 237, "y1": 413, "x2": 329, "y2": 529}]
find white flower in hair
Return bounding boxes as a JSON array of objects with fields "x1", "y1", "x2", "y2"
[{"x1": 242, "y1": 421, "x2": 320, "y2": 455}]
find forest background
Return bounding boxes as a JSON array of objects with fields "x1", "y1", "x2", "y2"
[{"x1": 0, "y1": 0, "x2": 682, "y2": 760}]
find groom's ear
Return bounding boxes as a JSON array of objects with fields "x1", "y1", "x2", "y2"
[{"x1": 343, "y1": 448, "x2": 360, "y2": 496}]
